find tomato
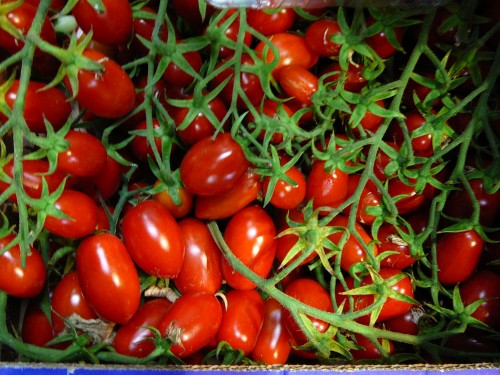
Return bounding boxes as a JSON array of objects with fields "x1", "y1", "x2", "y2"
[
  {"x1": 216, "y1": 289, "x2": 264, "y2": 355},
  {"x1": 251, "y1": 297, "x2": 292, "y2": 365},
  {"x1": 153, "y1": 180, "x2": 193, "y2": 219},
  {"x1": 130, "y1": 119, "x2": 163, "y2": 162},
  {"x1": 67, "y1": 49, "x2": 135, "y2": 119},
  {"x1": 436, "y1": 230, "x2": 484, "y2": 285},
  {"x1": 283, "y1": 278, "x2": 333, "y2": 346},
  {"x1": 112, "y1": 298, "x2": 172, "y2": 358},
  {"x1": 371, "y1": 141, "x2": 400, "y2": 181},
  {"x1": 387, "y1": 177, "x2": 426, "y2": 216},
  {"x1": 263, "y1": 164, "x2": 306, "y2": 210},
  {"x1": 305, "y1": 160, "x2": 349, "y2": 212},
  {"x1": 44, "y1": 190, "x2": 98, "y2": 239},
  {"x1": 50, "y1": 272, "x2": 97, "y2": 335},
  {"x1": 158, "y1": 292, "x2": 222, "y2": 358},
  {"x1": 76, "y1": 233, "x2": 141, "y2": 324},
  {"x1": 459, "y1": 270, "x2": 500, "y2": 329},
  {"x1": 162, "y1": 47, "x2": 203, "y2": 87},
  {"x1": 305, "y1": 19, "x2": 342, "y2": 57},
  {"x1": 378, "y1": 222, "x2": 417, "y2": 270},
  {"x1": 356, "y1": 99, "x2": 385, "y2": 134},
  {"x1": 76, "y1": 155, "x2": 122, "y2": 202},
  {"x1": 365, "y1": 19, "x2": 403, "y2": 59},
  {"x1": 247, "y1": 99, "x2": 296, "y2": 144},
  {"x1": 321, "y1": 62, "x2": 367, "y2": 92},
  {"x1": 174, "y1": 218, "x2": 223, "y2": 294},
  {"x1": 121, "y1": 200, "x2": 184, "y2": 279},
  {"x1": 131, "y1": 7, "x2": 170, "y2": 57},
  {"x1": 72, "y1": 0, "x2": 133, "y2": 45},
  {"x1": 194, "y1": 171, "x2": 262, "y2": 220},
  {"x1": 279, "y1": 66, "x2": 318, "y2": 106},
  {"x1": 0, "y1": 234, "x2": 46, "y2": 298},
  {"x1": 255, "y1": 32, "x2": 319, "y2": 78},
  {"x1": 247, "y1": 8, "x2": 295, "y2": 35},
  {"x1": 212, "y1": 10, "x2": 253, "y2": 59},
  {"x1": 95, "y1": 205, "x2": 113, "y2": 231},
  {"x1": 57, "y1": 130, "x2": 107, "y2": 177},
  {"x1": 343, "y1": 175, "x2": 381, "y2": 225},
  {"x1": 351, "y1": 332, "x2": 395, "y2": 360},
  {"x1": 384, "y1": 306, "x2": 424, "y2": 336},
  {"x1": 390, "y1": 111, "x2": 435, "y2": 157},
  {"x1": 21, "y1": 304, "x2": 54, "y2": 347},
  {"x1": 172, "y1": 0, "x2": 215, "y2": 33},
  {"x1": 1, "y1": 80, "x2": 71, "y2": 133},
  {"x1": 221, "y1": 205, "x2": 277, "y2": 290},
  {"x1": 180, "y1": 133, "x2": 249, "y2": 197}
]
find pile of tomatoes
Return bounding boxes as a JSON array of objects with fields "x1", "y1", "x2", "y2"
[{"x1": 0, "y1": 0, "x2": 499, "y2": 366}]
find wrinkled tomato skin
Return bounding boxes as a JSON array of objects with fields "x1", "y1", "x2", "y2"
[
  {"x1": 436, "y1": 230, "x2": 484, "y2": 285},
  {"x1": 72, "y1": 0, "x2": 133, "y2": 45},
  {"x1": 263, "y1": 164, "x2": 306, "y2": 210},
  {"x1": 0, "y1": 234, "x2": 46, "y2": 298},
  {"x1": 174, "y1": 218, "x2": 223, "y2": 294},
  {"x1": 247, "y1": 8, "x2": 295, "y2": 35},
  {"x1": 180, "y1": 133, "x2": 249, "y2": 197},
  {"x1": 279, "y1": 66, "x2": 318, "y2": 106},
  {"x1": 306, "y1": 160, "x2": 349, "y2": 212},
  {"x1": 21, "y1": 304, "x2": 54, "y2": 347},
  {"x1": 305, "y1": 19, "x2": 342, "y2": 57},
  {"x1": 113, "y1": 298, "x2": 172, "y2": 358},
  {"x1": 216, "y1": 289, "x2": 264, "y2": 355},
  {"x1": 51, "y1": 272, "x2": 97, "y2": 335},
  {"x1": 460, "y1": 270, "x2": 500, "y2": 329},
  {"x1": 378, "y1": 222, "x2": 417, "y2": 269},
  {"x1": 121, "y1": 200, "x2": 184, "y2": 279},
  {"x1": 76, "y1": 233, "x2": 141, "y2": 324},
  {"x1": 221, "y1": 205, "x2": 277, "y2": 290},
  {"x1": 44, "y1": 190, "x2": 98, "y2": 239},
  {"x1": 158, "y1": 292, "x2": 222, "y2": 358},
  {"x1": 251, "y1": 297, "x2": 292, "y2": 365}
]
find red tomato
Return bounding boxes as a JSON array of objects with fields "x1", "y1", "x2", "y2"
[
  {"x1": 263, "y1": 164, "x2": 306, "y2": 210},
  {"x1": 247, "y1": 8, "x2": 295, "y2": 35},
  {"x1": 436, "y1": 230, "x2": 484, "y2": 285},
  {"x1": 390, "y1": 111, "x2": 435, "y2": 157},
  {"x1": 351, "y1": 332, "x2": 395, "y2": 360},
  {"x1": 130, "y1": 119, "x2": 163, "y2": 162},
  {"x1": 131, "y1": 7, "x2": 170, "y2": 57},
  {"x1": 343, "y1": 175, "x2": 381, "y2": 225},
  {"x1": 279, "y1": 66, "x2": 318, "y2": 106},
  {"x1": 174, "y1": 218, "x2": 223, "y2": 294},
  {"x1": 378, "y1": 222, "x2": 417, "y2": 270},
  {"x1": 112, "y1": 298, "x2": 172, "y2": 358},
  {"x1": 51, "y1": 272, "x2": 97, "y2": 335},
  {"x1": 158, "y1": 292, "x2": 222, "y2": 358},
  {"x1": 72, "y1": 0, "x2": 133, "y2": 45},
  {"x1": 216, "y1": 289, "x2": 265, "y2": 355},
  {"x1": 57, "y1": 130, "x2": 107, "y2": 177},
  {"x1": 384, "y1": 306, "x2": 424, "y2": 336},
  {"x1": 163, "y1": 47, "x2": 203, "y2": 87},
  {"x1": 371, "y1": 141, "x2": 400, "y2": 181},
  {"x1": 305, "y1": 19, "x2": 342, "y2": 57},
  {"x1": 0, "y1": 234, "x2": 46, "y2": 298},
  {"x1": 365, "y1": 20, "x2": 403, "y2": 59},
  {"x1": 76, "y1": 233, "x2": 141, "y2": 324},
  {"x1": 251, "y1": 297, "x2": 292, "y2": 365},
  {"x1": 95, "y1": 205, "x2": 113, "y2": 231},
  {"x1": 67, "y1": 49, "x2": 135, "y2": 119},
  {"x1": 121, "y1": 200, "x2": 184, "y2": 279},
  {"x1": 247, "y1": 99, "x2": 296, "y2": 144},
  {"x1": 44, "y1": 190, "x2": 98, "y2": 239},
  {"x1": 77, "y1": 155, "x2": 122, "y2": 202},
  {"x1": 21, "y1": 304, "x2": 54, "y2": 347},
  {"x1": 195, "y1": 171, "x2": 262, "y2": 220},
  {"x1": 212, "y1": 10, "x2": 253, "y2": 59},
  {"x1": 283, "y1": 278, "x2": 333, "y2": 346},
  {"x1": 221, "y1": 205, "x2": 277, "y2": 290},
  {"x1": 180, "y1": 133, "x2": 249, "y2": 197},
  {"x1": 172, "y1": 0, "x2": 215, "y2": 30},
  {"x1": 305, "y1": 160, "x2": 349, "y2": 212},
  {"x1": 321, "y1": 62, "x2": 367, "y2": 92},
  {"x1": 153, "y1": 180, "x2": 193, "y2": 219},
  {"x1": 388, "y1": 177, "x2": 426, "y2": 215},
  {"x1": 1, "y1": 80, "x2": 71, "y2": 133},
  {"x1": 356, "y1": 100, "x2": 385, "y2": 134}
]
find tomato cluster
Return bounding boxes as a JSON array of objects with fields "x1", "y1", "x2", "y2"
[{"x1": 0, "y1": 0, "x2": 499, "y2": 366}]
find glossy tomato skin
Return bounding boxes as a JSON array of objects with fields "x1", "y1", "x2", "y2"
[
  {"x1": 221, "y1": 205, "x2": 277, "y2": 290},
  {"x1": 113, "y1": 298, "x2": 172, "y2": 358},
  {"x1": 43, "y1": 190, "x2": 98, "y2": 239},
  {"x1": 153, "y1": 180, "x2": 193, "y2": 219},
  {"x1": 351, "y1": 333, "x2": 395, "y2": 360},
  {"x1": 174, "y1": 218, "x2": 223, "y2": 294},
  {"x1": 436, "y1": 230, "x2": 484, "y2": 285},
  {"x1": 279, "y1": 66, "x2": 318, "y2": 106},
  {"x1": 384, "y1": 306, "x2": 424, "y2": 336},
  {"x1": 21, "y1": 304, "x2": 54, "y2": 347},
  {"x1": 391, "y1": 111, "x2": 434, "y2": 157},
  {"x1": 305, "y1": 19, "x2": 342, "y2": 57},
  {"x1": 306, "y1": 160, "x2": 349, "y2": 212},
  {"x1": 163, "y1": 48, "x2": 203, "y2": 88},
  {"x1": 180, "y1": 133, "x2": 249, "y2": 197},
  {"x1": 50, "y1": 271, "x2": 97, "y2": 335},
  {"x1": 130, "y1": 118, "x2": 163, "y2": 162},
  {"x1": 76, "y1": 233, "x2": 141, "y2": 324},
  {"x1": 72, "y1": 0, "x2": 133, "y2": 45},
  {"x1": 263, "y1": 164, "x2": 306, "y2": 210},
  {"x1": 121, "y1": 200, "x2": 184, "y2": 279},
  {"x1": 158, "y1": 292, "x2": 222, "y2": 358},
  {"x1": 365, "y1": 20, "x2": 403, "y2": 59},
  {"x1": 378, "y1": 222, "x2": 416, "y2": 270},
  {"x1": 343, "y1": 175, "x2": 381, "y2": 225},
  {"x1": 247, "y1": 8, "x2": 295, "y2": 35},
  {"x1": 216, "y1": 289, "x2": 265, "y2": 355},
  {"x1": 251, "y1": 297, "x2": 292, "y2": 365},
  {"x1": 0, "y1": 234, "x2": 46, "y2": 298},
  {"x1": 131, "y1": 7, "x2": 170, "y2": 57},
  {"x1": 321, "y1": 62, "x2": 367, "y2": 92},
  {"x1": 388, "y1": 177, "x2": 426, "y2": 215},
  {"x1": 76, "y1": 155, "x2": 122, "y2": 202}
]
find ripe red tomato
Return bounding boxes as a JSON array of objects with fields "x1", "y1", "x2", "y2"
[
  {"x1": 153, "y1": 180, "x2": 193, "y2": 219},
  {"x1": 76, "y1": 233, "x2": 141, "y2": 324},
  {"x1": 221, "y1": 205, "x2": 277, "y2": 290},
  {"x1": 158, "y1": 292, "x2": 222, "y2": 358},
  {"x1": 162, "y1": 47, "x2": 203, "y2": 87},
  {"x1": 180, "y1": 133, "x2": 249, "y2": 197},
  {"x1": 67, "y1": 49, "x2": 135, "y2": 119},
  {"x1": 113, "y1": 298, "x2": 172, "y2": 358},
  {"x1": 216, "y1": 289, "x2": 265, "y2": 355},
  {"x1": 121, "y1": 200, "x2": 184, "y2": 279},
  {"x1": 365, "y1": 19, "x2": 403, "y2": 59},
  {"x1": 43, "y1": 190, "x2": 98, "y2": 239},
  {"x1": 387, "y1": 177, "x2": 426, "y2": 215},
  {"x1": 321, "y1": 62, "x2": 367, "y2": 92},
  {"x1": 371, "y1": 141, "x2": 400, "y2": 181},
  {"x1": 130, "y1": 119, "x2": 163, "y2": 162},
  {"x1": 251, "y1": 297, "x2": 292, "y2": 365},
  {"x1": 351, "y1": 332, "x2": 395, "y2": 360},
  {"x1": 279, "y1": 66, "x2": 318, "y2": 106},
  {"x1": 212, "y1": 10, "x2": 253, "y2": 59},
  {"x1": 72, "y1": 0, "x2": 133, "y2": 45},
  {"x1": 131, "y1": 7, "x2": 170, "y2": 57},
  {"x1": 76, "y1": 154, "x2": 122, "y2": 202},
  {"x1": 247, "y1": 99, "x2": 296, "y2": 144},
  {"x1": 384, "y1": 306, "x2": 424, "y2": 336},
  {"x1": 356, "y1": 99, "x2": 385, "y2": 134},
  {"x1": 0, "y1": 234, "x2": 46, "y2": 298},
  {"x1": 390, "y1": 111, "x2": 435, "y2": 157},
  {"x1": 263, "y1": 164, "x2": 306, "y2": 210},
  {"x1": 21, "y1": 304, "x2": 54, "y2": 347},
  {"x1": 436, "y1": 230, "x2": 484, "y2": 285},
  {"x1": 378, "y1": 222, "x2": 417, "y2": 270},
  {"x1": 50, "y1": 271, "x2": 97, "y2": 335},
  {"x1": 305, "y1": 19, "x2": 342, "y2": 57},
  {"x1": 174, "y1": 218, "x2": 223, "y2": 294},
  {"x1": 343, "y1": 175, "x2": 381, "y2": 225},
  {"x1": 247, "y1": 8, "x2": 295, "y2": 35},
  {"x1": 305, "y1": 160, "x2": 349, "y2": 212}
]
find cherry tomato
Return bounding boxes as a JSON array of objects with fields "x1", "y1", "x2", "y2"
[
  {"x1": 279, "y1": 66, "x2": 318, "y2": 106},
  {"x1": 0, "y1": 234, "x2": 46, "y2": 298},
  {"x1": 365, "y1": 19, "x2": 403, "y2": 59},
  {"x1": 212, "y1": 10, "x2": 253, "y2": 59},
  {"x1": 112, "y1": 298, "x2": 172, "y2": 358},
  {"x1": 174, "y1": 218, "x2": 223, "y2": 294},
  {"x1": 216, "y1": 289, "x2": 264, "y2": 355},
  {"x1": 305, "y1": 160, "x2": 349, "y2": 212},
  {"x1": 247, "y1": 8, "x2": 295, "y2": 35},
  {"x1": 221, "y1": 205, "x2": 277, "y2": 290},
  {"x1": 131, "y1": 7, "x2": 170, "y2": 57},
  {"x1": 378, "y1": 222, "x2": 417, "y2": 270},
  {"x1": 121, "y1": 200, "x2": 184, "y2": 279},
  {"x1": 130, "y1": 119, "x2": 163, "y2": 162},
  {"x1": 76, "y1": 155, "x2": 122, "y2": 202},
  {"x1": 263, "y1": 164, "x2": 306, "y2": 210},
  {"x1": 162, "y1": 47, "x2": 203, "y2": 87},
  {"x1": 356, "y1": 99, "x2": 385, "y2": 134},
  {"x1": 384, "y1": 306, "x2": 424, "y2": 336},
  {"x1": 343, "y1": 175, "x2": 381, "y2": 225},
  {"x1": 321, "y1": 62, "x2": 367, "y2": 92},
  {"x1": 153, "y1": 180, "x2": 193, "y2": 219},
  {"x1": 247, "y1": 99, "x2": 296, "y2": 144},
  {"x1": 351, "y1": 332, "x2": 395, "y2": 360},
  {"x1": 180, "y1": 133, "x2": 249, "y2": 197},
  {"x1": 21, "y1": 304, "x2": 54, "y2": 347},
  {"x1": 76, "y1": 233, "x2": 141, "y2": 324},
  {"x1": 388, "y1": 177, "x2": 426, "y2": 216},
  {"x1": 390, "y1": 111, "x2": 435, "y2": 157},
  {"x1": 158, "y1": 292, "x2": 222, "y2": 358},
  {"x1": 371, "y1": 141, "x2": 400, "y2": 181},
  {"x1": 305, "y1": 19, "x2": 342, "y2": 57}
]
